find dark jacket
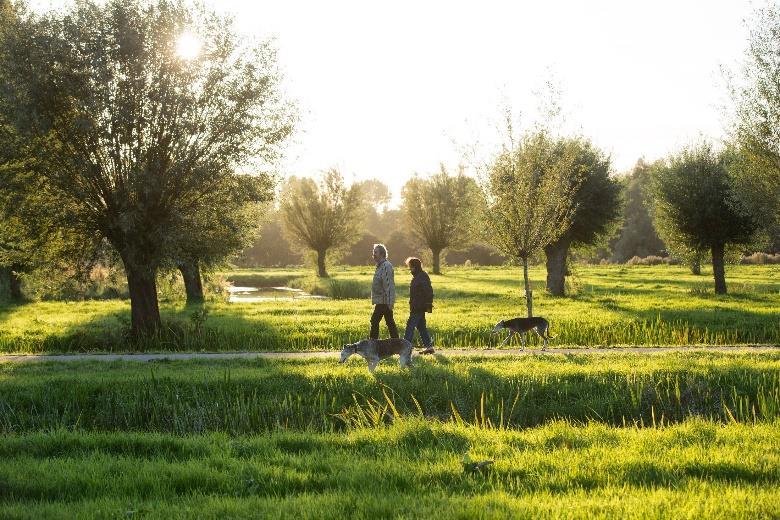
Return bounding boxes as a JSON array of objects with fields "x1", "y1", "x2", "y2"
[{"x1": 409, "y1": 270, "x2": 433, "y2": 313}]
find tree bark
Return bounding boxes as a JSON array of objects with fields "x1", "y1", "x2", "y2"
[
  {"x1": 711, "y1": 243, "x2": 727, "y2": 294},
  {"x1": 316, "y1": 250, "x2": 328, "y2": 277},
  {"x1": 522, "y1": 256, "x2": 533, "y2": 317},
  {"x1": 544, "y1": 241, "x2": 569, "y2": 296},
  {"x1": 125, "y1": 263, "x2": 161, "y2": 334},
  {"x1": 432, "y1": 248, "x2": 442, "y2": 275},
  {"x1": 0, "y1": 266, "x2": 23, "y2": 302},
  {"x1": 178, "y1": 259, "x2": 204, "y2": 305},
  {"x1": 689, "y1": 258, "x2": 701, "y2": 276}
]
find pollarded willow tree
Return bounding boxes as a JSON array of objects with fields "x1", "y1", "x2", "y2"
[
  {"x1": 280, "y1": 170, "x2": 365, "y2": 277},
  {"x1": 170, "y1": 173, "x2": 275, "y2": 305},
  {"x1": 650, "y1": 142, "x2": 758, "y2": 294},
  {"x1": 0, "y1": 0, "x2": 293, "y2": 333},
  {"x1": 729, "y1": 3, "x2": 780, "y2": 246},
  {"x1": 401, "y1": 166, "x2": 479, "y2": 274},
  {"x1": 481, "y1": 131, "x2": 583, "y2": 317},
  {"x1": 543, "y1": 138, "x2": 621, "y2": 296}
]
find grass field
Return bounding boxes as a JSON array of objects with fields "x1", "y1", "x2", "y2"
[
  {"x1": 0, "y1": 264, "x2": 778, "y2": 353},
  {"x1": 1, "y1": 420, "x2": 778, "y2": 519},
  {"x1": 2, "y1": 353, "x2": 779, "y2": 433},
  {"x1": 1, "y1": 265, "x2": 778, "y2": 517},
  {"x1": 1, "y1": 353, "x2": 779, "y2": 518}
]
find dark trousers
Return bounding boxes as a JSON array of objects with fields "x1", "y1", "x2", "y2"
[
  {"x1": 370, "y1": 304, "x2": 399, "y2": 339},
  {"x1": 404, "y1": 311, "x2": 432, "y2": 348}
]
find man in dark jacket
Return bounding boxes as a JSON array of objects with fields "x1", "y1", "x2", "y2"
[{"x1": 404, "y1": 257, "x2": 434, "y2": 354}]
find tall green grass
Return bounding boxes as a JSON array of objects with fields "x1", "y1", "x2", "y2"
[
  {"x1": 0, "y1": 420, "x2": 778, "y2": 519},
  {"x1": 2, "y1": 353, "x2": 779, "y2": 434},
  {"x1": 1, "y1": 265, "x2": 778, "y2": 353}
]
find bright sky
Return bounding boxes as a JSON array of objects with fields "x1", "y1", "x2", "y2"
[{"x1": 35, "y1": 0, "x2": 757, "y2": 203}]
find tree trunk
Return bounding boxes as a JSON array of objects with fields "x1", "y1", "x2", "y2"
[
  {"x1": 711, "y1": 243, "x2": 727, "y2": 295},
  {"x1": 432, "y1": 248, "x2": 441, "y2": 275},
  {"x1": 317, "y1": 250, "x2": 328, "y2": 277},
  {"x1": 125, "y1": 263, "x2": 161, "y2": 335},
  {"x1": 544, "y1": 241, "x2": 569, "y2": 296},
  {"x1": 0, "y1": 266, "x2": 23, "y2": 302},
  {"x1": 178, "y1": 259, "x2": 204, "y2": 305},
  {"x1": 689, "y1": 257, "x2": 701, "y2": 276},
  {"x1": 522, "y1": 257, "x2": 533, "y2": 317}
]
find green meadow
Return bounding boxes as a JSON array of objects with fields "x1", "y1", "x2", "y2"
[
  {"x1": 0, "y1": 264, "x2": 778, "y2": 353},
  {"x1": 2, "y1": 265, "x2": 779, "y2": 517},
  {"x1": 1, "y1": 353, "x2": 780, "y2": 518}
]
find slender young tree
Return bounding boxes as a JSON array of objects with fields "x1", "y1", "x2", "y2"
[
  {"x1": 280, "y1": 170, "x2": 364, "y2": 277},
  {"x1": 401, "y1": 166, "x2": 479, "y2": 274},
  {"x1": 543, "y1": 138, "x2": 621, "y2": 295},
  {"x1": 481, "y1": 131, "x2": 582, "y2": 316},
  {"x1": 0, "y1": 0, "x2": 293, "y2": 333},
  {"x1": 650, "y1": 142, "x2": 758, "y2": 294}
]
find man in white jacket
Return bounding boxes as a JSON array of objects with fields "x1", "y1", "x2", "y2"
[{"x1": 369, "y1": 243, "x2": 399, "y2": 339}]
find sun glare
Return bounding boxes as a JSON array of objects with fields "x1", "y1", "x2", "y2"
[{"x1": 176, "y1": 32, "x2": 201, "y2": 60}]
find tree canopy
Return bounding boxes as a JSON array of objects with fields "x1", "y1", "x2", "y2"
[
  {"x1": 280, "y1": 170, "x2": 364, "y2": 277},
  {"x1": 543, "y1": 138, "x2": 621, "y2": 295},
  {"x1": 729, "y1": 3, "x2": 780, "y2": 246},
  {"x1": 0, "y1": 0, "x2": 293, "y2": 332},
  {"x1": 401, "y1": 166, "x2": 479, "y2": 274},
  {"x1": 481, "y1": 130, "x2": 582, "y2": 316},
  {"x1": 650, "y1": 142, "x2": 758, "y2": 294}
]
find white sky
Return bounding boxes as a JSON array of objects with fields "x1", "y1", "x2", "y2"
[{"x1": 34, "y1": 0, "x2": 758, "y2": 204}]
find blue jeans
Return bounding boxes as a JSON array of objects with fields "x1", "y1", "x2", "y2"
[{"x1": 404, "y1": 311, "x2": 432, "y2": 348}]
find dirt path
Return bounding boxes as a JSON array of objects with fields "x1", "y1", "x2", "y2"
[{"x1": 0, "y1": 345, "x2": 778, "y2": 363}]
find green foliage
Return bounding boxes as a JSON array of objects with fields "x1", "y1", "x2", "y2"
[
  {"x1": 610, "y1": 160, "x2": 666, "y2": 262},
  {"x1": 730, "y1": 3, "x2": 780, "y2": 242},
  {"x1": 401, "y1": 166, "x2": 480, "y2": 273},
  {"x1": 280, "y1": 170, "x2": 365, "y2": 277},
  {"x1": 650, "y1": 142, "x2": 759, "y2": 293},
  {"x1": 481, "y1": 131, "x2": 582, "y2": 262},
  {"x1": 0, "y1": 0, "x2": 293, "y2": 331}
]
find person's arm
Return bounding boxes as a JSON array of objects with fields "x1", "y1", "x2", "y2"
[{"x1": 386, "y1": 264, "x2": 395, "y2": 307}]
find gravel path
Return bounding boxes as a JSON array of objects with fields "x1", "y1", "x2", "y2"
[{"x1": 0, "y1": 345, "x2": 778, "y2": 363}]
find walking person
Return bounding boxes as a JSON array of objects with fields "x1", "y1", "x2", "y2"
[
  {"x1": 370, "y1": 244, "x2": 399, "y2": 339},
  {"x1": 404, "y1": 256, "x2": 434, "y2": 354}
]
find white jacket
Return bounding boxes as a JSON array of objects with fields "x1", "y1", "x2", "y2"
[{"x1": 371, "y1": 259, "x2": 396, "y2": 306}]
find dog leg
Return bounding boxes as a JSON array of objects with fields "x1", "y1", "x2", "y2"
[
  {"x1": 519, "y1": 333, "x2": 526, "y2": 351},
  {"x1": 535, "y1": 327, "x2": 548, "y2": 351},
  {"x1": 500, "y1": 331, "x2": 513, "y2": 347},
  {"x1": 400, "y1": 350, "x2": 412, "y2": 368},
  {"x1": 368, "y1": 360, "x2": 379, "y2": 373}
]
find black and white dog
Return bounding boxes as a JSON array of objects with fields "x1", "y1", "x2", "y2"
[
  {"x1": 492, "y1": 317, "x2": 554, "y2": 350},
  {"x1": 339, "y1": 338, "x2": 414, "y2": 373}
]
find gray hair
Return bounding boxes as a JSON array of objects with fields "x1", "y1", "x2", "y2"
[{"x1": 373, "y1": 243, "x2": 387, "y2": 258}]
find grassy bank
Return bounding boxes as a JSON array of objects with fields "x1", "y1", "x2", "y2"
[
  {"x1": 2, "y1": 353, "x2": 779, "y2": 433},
  {"x1": 0, "y1": 265, "x2": 778, "y2": 353},
  {"x1": 0, "y1": 420, "x2": 778, "y2": 519}
]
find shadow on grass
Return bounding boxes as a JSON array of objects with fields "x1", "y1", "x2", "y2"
[{"x1": 1, "y1": 354, "x2": 779, "y2": 435}]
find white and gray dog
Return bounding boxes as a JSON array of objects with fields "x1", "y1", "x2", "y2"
[{"x1": 339, "y1": 338, "x2": 414, "y2": 373}]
